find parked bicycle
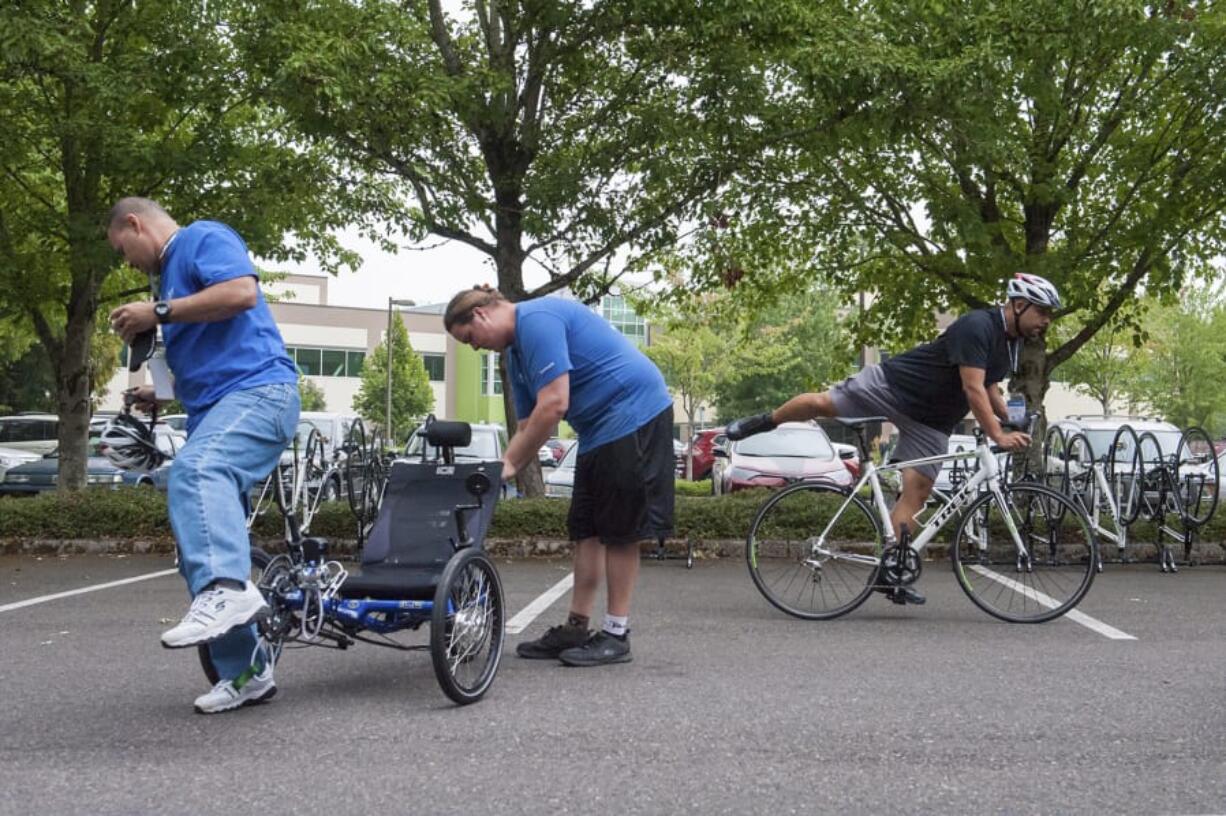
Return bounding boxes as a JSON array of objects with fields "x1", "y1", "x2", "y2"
[
  {"x1": 1135, "y1": 426, "x2": 1220, "y2": 572},
  {"x1": 745, "y1": 414, "x2": 1099, "y2": 624},
  {"x1": 1041, "y1": 424, "x2": 1143, "y2": 572}
]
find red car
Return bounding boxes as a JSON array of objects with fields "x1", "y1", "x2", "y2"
[
  {"x1": 676, "y1": 427, "x2": 726, "y2": 480},
  {"x1": 711, "y1": 422, "x2": 854, "y2": 494}
]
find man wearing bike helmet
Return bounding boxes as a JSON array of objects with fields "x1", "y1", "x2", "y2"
[
  {"x1": 107, "y1": 197, "x2": 300, "y2": 714},
  {"x1": 725, "y1": 272, "x2": 1060, "y2": 605}
]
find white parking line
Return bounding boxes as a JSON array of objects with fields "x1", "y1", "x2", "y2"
[
  {"x1": 969, "y1": 565, "x2": 1137, "y2": 640},
  {"x1": 0, "y1": 568, "x2": 180, "y2": 614},
  {"x1": 505, "y1": 572, "x2": 573, "y2": 634}
]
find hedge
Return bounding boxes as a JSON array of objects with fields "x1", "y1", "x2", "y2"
[
  {"x1": 0, "y1": 485, "x2": 773, "y2": 542},
  {"x1": 2, "y1": 486, "x2": 1224, "y2": 556}
]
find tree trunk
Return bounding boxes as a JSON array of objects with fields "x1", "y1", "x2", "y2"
[
  {"x1": 490, "y1": 169, "x2": 548, "y2": 497},
  {"x1": 1012, "y1": 336, "x2": 1052, "y2": 469},
  {"x1": 52, "y1": 294, "x2": 96, "y2": 492}
]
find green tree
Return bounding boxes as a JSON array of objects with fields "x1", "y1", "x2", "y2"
[
  {"x1": 642, "y1": 304, "x2": 733, "y2": 477},
  {"x1": 700, "y1": 1, "x2": 1226, "y2": 419},
  {"x1": 352, "y1": 317, "x2": 433, "y2": 443},
  {"x1": 1129, "y1": 290, "x2": 1226, "y2": 435},
  {"x1": 298, "y1": 374, "x2": 328, "y2": 412},
  {"x1": 710, "y1": 287, "x2": 856, "y2": 419},
  {"x1": 0, "y1": 0, "x2": 387, "y2": 489},
  {"x1": 237, "y1": 0, "x2": 866, "y2": 495},
  {"x1": 1050, "y1": 314, "x2": 1147, "y2": 416}
]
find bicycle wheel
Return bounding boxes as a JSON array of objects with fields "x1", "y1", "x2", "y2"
[
  {"x1": 198, "y1": 547, "x2": 289, "y2": 684},
  {"x1": 430, "y1": 548, "x2": 505, "y2": 705},
  {"x1": 746, "y1": 482, "x2": 883, "y2": 620},
  {"x1": 344, "y1": 419, "x2": 368, "y2": 520},
  {"x1": 1175, "y1": 426, "x2": 1219, "y2": 527},
  {"x1": 365, "y1": 428, "x2": 389, "y2": 517},
  {"x1": 951, "y1": 482, "x2": 1098, "y2": 623},
  {"x1": 1107, "y1": 425, "x2": 1144, "y2": 525},
  {"x1": 1064, "y1": 432, "x2": 1097, "y2": 516},
  {"x1": 1137, "y1": 432, "x2": 1168, "y2": 519},
  {"x1": 1041, "y1": 425, "x2": 1069, "y2": 513}
]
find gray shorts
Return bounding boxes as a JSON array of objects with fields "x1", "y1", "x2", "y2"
[{"x1": 829, "y1": 365, "x2": 948, "y2": 482}]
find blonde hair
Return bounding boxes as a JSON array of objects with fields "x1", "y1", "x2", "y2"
[{"x1": 444, "y1": 285, "x2": 506, "y2": 331}]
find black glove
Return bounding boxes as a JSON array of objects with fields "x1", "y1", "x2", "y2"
[{"x1": 725, "y1": 412, "x2": 776, "y2": 441}]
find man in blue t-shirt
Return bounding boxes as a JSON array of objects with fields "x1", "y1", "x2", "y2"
[
  {"x1": 725, "y1": 274, "x2": 1062, "y2": 605},
  {"x1": 445, "y1": 286, "x2": 674, "y2": 667},
  {"x1": 107, "y1": 197, "x2": 299, "y2": 713}
]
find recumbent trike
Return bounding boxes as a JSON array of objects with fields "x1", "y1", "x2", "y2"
[{"x1": 198, "y1": 418, "x2": 506, "y2": 705}]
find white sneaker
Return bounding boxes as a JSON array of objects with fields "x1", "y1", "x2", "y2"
[
  {"x1": 161, "y1": 581, "x2": 268, "y2": 649},
  {"x1": 194, "y1": 665, "x2": 276, "y2": 714}
]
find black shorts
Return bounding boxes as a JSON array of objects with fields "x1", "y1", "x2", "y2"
[{"x1": 568, "y1": 406, "x2": 675, "y2": 546}]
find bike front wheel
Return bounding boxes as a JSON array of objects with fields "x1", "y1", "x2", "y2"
[
  {"x1": 746, "y1": 482, "x2": 883, "y2": 620},
  {"x1": 951, "y1": 482, "x2": 1098, "y2": 624}
]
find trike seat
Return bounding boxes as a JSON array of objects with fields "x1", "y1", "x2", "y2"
[{"x1": 337, "y1": 458, "x2": 501, "y2": 602}]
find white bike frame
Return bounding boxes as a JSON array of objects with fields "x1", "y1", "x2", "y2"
[{"x1": 814, "y1": 440, "x2": 1030, "y2": 565}]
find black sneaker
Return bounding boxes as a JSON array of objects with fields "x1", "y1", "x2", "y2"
[
  {"x1": 558, "y1": 631, "x2": 632, "y2": 667},
  {"x1": 875, "y1": 584, "x2": 927, "y2": 605},
  {"x1": 516, "y1": 624, "x2": 590, "y2": 660}
]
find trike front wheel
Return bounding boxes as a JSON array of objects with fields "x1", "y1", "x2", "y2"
[{"x1": 430, "y1": 548, "x2": 505, "y2": 705}]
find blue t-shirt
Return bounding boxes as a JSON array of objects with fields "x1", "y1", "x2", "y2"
[
  {"x1": 157, "y1": 221, "x2": 297, "y2": 425},
  {"x1": 505, "y1": 298, "x2": 672, "y2": 453}
]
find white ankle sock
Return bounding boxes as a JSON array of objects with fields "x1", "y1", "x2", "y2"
[{"x1": 602, "y1": 614, "x2": 628, "y2": 637}]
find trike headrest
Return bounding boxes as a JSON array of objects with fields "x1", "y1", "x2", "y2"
[{"x1": 426, "y1": 420, "x2": 472, "y2": 448}]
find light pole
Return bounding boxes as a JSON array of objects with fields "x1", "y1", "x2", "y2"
[{"x1": 385, "y1": 297, "x2": 416, "y2": 446}]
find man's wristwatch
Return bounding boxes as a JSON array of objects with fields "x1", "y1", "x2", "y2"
[{"x1": 153, "y1": 301, "x2": 172, "y2": 324}]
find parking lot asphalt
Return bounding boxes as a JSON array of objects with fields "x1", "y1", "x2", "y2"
[{"x1": 1, "y1": 552, "x2": 1224, "y2": 816}]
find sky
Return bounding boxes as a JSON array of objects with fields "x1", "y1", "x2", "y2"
[{"x1": 278, "y1": 227, "x2": 561, "y2": 310}]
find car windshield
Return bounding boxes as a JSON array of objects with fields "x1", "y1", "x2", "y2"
[
  {"x1": 736, "y1": 428, "x2": 834, "y2": 459},
  {"x1": 406, "y1": 429, "x2": 499, "y2": 460},
  {"x1": 1084, "y1": 429, "x2": 1181, "y2": 459}
]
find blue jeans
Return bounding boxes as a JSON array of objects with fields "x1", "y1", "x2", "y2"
[{"x1": 169, "y1": 382, "x2": 300, "y2": 680}]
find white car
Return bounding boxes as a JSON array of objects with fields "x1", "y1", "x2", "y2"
[
  {"x1": 933, "y1": 434, "x2": 979, "y2": 494},
  {"x1": 0, "y1": 445, "x2": 41, "y2": 481},
  {"x1": 0, "y1": 414, "x2": 60, "y2": 455},
  {"x1": 544, "y1": 441, "x2": 578, "y2": 498}
]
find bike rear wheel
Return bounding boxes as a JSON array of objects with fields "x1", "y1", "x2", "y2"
[
  {"x1": 746, "y1": 482, "x2": 882, "y2": 620},
  {"x1": 951, "y1": 483, "x2": 1098, "y2": 623}
]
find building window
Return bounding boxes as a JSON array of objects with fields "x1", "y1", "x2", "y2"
[
  {"x1": 295, "y1": 347, "x2": 322, "y2": 376},
  {"x1": 286, "y1": 346, "x2": 366, "y2": 378},
  {"x1": 321, "y1": 349, "x2": 347, "y2": 377},
  {"x1": 346, "y1": 351, "x2": 365, "y2": 376},
  {"x1": 481, "y1": 353, "x2": 502, "y2": 396},
  {"x1": 422, "y1": 353, "x2": 445, "y2": 382},
  {"x1": 600, "y1": 295, "x2": 647, "y2": 345}
]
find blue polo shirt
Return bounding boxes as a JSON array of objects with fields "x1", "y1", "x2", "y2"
[
  {"x1": 158, "y1": 221, "x2": 297, "y2": 426},
  {"x1": 505, "y1": 298, "x2": 671, "y2": 453}
]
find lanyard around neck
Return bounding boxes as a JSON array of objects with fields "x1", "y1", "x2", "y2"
[{"x1": 1000, "y1": 307, "x2": 1020, "y2": 373}]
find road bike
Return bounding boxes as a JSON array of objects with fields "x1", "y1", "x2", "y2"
[{"x1": 745, "y1": 415, "x2": 1099, "y2": 623}]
